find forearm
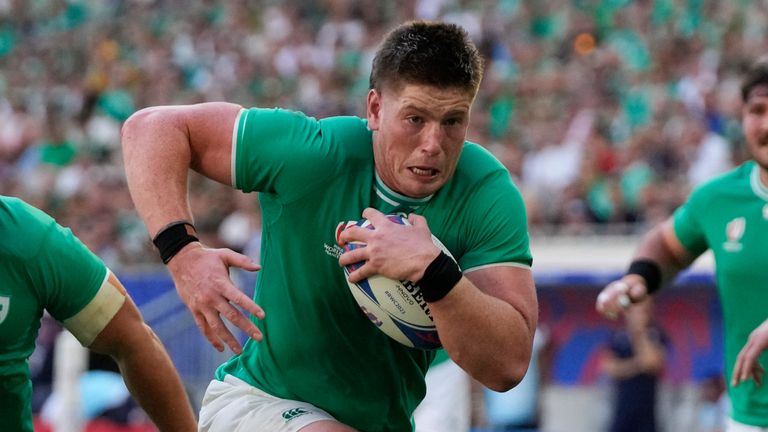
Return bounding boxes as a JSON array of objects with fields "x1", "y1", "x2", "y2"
[
  {"x1": 430, "y1": 279, "x2": 535, "y2": 392},
  {"x1": 630, "y1": 330, "x2": 665, "y2": 373},
  {"x1": 603, "y1": 356, "x2": 640, "y2": 379},
  {"x1": 121, "y1": 107, "x2": 195, "y2": 236},
  {"x1": 113, "y1": 324, "x2": 197, "y2": 431},
  {"x1": 632, "y1": 221, "x2": 696, "y2": 289}
]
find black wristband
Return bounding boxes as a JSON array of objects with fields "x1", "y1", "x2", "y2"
[
  {"x1": 417, "y1": 251, "x2": 463, "y2": 303},
  {"x1": 152, "y1": 221, "x2": 199, "y2": 264},
  {"x1": 626, "y1": 259, "x2": 662, "y2": 295}
]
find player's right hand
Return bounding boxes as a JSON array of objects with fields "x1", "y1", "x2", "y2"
[
  {"x1": 167, "y1": 242, "x2": 264, "y2": 353},
  {"x1": 732, "y1": 318, "x2": 768, "y2": 387},
  {"x1": 595, "y1": 275, "x2": 648, "y2": 320}
]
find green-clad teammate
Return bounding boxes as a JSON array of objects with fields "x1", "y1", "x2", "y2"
[
  {"x1": 597, "y1": 57, "x2": 768, "y2": 432},
  {"x1": 121, "y1": 20, "x2": 538, "y2": 432},
  {"x1": 0, "y1": 196, "x2": 197, "y2": 431}
]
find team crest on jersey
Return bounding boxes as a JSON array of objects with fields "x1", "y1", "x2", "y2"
[
  {"x1": 0, "y1": 295, "x2": 9, "y2": 325},
  {"x1": 723, "y1": 217, "x2": 745, "y2": 252}
]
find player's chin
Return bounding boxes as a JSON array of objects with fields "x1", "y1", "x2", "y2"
[
  {"x1": 405, "y1": 183, "x2": 440, "y2": 198},
  {"x1": 403, "y1": 174, "x2": 445, "y2": 197}
]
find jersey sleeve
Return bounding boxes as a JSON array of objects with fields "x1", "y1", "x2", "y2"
[
  {"x1": 232, "y1": 108, "x2": 372, "y2": 202},
  {"x1": 459, "y1": 169, "x2": 532, "y2": 272},
  {"x1": 671, "y1": 187, "x2": 710, "y2": 256},
  {"x1": 28, "y1": 221, "x2": 110, "y2": 325}
]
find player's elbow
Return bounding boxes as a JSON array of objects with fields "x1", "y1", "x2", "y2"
[
  {"x1": 121, "y1": 107, "x2": 173, "y2": 154},
  {"x1": 483, "y1": 359, "x2": 530, "y2": 392}
]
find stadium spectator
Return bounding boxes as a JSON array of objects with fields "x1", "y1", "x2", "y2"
[
  {"x1": 596, "y1": 56, "x2": 768, "y2": 432},
  {"x1": 4, "y1": 1, "x2": 767, "y2": 255},
  {"x1": 601, "y1": 299, "x2": 668, "y2": 432}
]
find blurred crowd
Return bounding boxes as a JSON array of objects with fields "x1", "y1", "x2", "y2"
[{"x1": 1, "y1": 0, "x2": 766, "y2": 268}]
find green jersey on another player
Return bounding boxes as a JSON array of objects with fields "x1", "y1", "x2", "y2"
[
  {"x1": 216, "y1": 108, "x2": 532, "y2": 432},
  {"x1": 673, "y1": 161, "x2": 768, "y2": 426},
  {"x1": 0, "y1": 196, "x2": 124, "y2": 432}
]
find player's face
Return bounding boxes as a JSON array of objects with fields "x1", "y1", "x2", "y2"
[
  {"x1": 367, "y1": 83, "x2": 473, "y2": 198},
  {"x1": 742, "y1": 94, "x2": 768, "y2": 179}
]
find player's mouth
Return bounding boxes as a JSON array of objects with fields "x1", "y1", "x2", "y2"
[{"x1": 409, "y1": 166, "x2": 438, "y2": 177}]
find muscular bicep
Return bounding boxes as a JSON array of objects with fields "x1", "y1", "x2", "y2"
[
  {"x1": 182, "y1": 102, "x2": 243, "y2": 185},
  {"x1": 123, "y1": 102, "x2": 242, "y2": 187},
  {"x1": 88, "y1": 294, "x2": 150, "y2": 358},
  {"x1": 660, "y1": 219, "x2": 701, "y2": 269},
  {"x1": 465, "y1": 265, "x2": 538, "y2": 334}
]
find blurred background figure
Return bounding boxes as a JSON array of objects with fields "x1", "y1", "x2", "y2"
[
  {"x1": 477, "y1": 325, "x2": 550, "y2": 432},
  {"x1": 694, "y1": 372, "x2": 728, "y2": 432},
  {"x1": 413, "y1": 352, "x2": 472, "y2": 432},
  {"x1": 601, "y1": 299, "x2": 669, "y2": 432}
]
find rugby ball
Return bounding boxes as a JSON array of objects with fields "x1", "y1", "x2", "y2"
[{"x1": 341, "y1": 215, "x2": 456, "y2": 350}]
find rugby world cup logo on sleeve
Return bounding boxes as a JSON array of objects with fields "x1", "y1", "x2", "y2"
[
  {"x1": 723, "y1": 217, "x2": 745, "y2": 252},
  {"x1": 0, "y1": 295, "x2": 9, "y2": 325}
]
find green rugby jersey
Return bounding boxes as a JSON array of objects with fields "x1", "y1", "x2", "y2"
[
  {"x1": 0, "y1": 196, "x2": 107, "y2": 432},
  {"x1": 673, "y1": 161, "x2": 768, "y2": 426},
  {"x1": 218, "y1": 108, "x2": 532, "y2": 432}
]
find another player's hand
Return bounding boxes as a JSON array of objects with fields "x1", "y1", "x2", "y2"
[
  {"x1": 732, "y1": 319, "x2": 768, "y2": 387},
  {"x1": 167, "y1": 242, "x2": 264, "y2": 353},
  {"x1": 596, "y1": 275, "x2": 648, "y2": 320},
  {"x1": 338, "y1": 208, "x2": 440, "y2": 283}
]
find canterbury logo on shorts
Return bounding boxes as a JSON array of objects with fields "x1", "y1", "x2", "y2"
[{"x1": 282, "y1": 407, "x2": 310, "y2": 422}]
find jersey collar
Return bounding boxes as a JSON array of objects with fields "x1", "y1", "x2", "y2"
[
  {"x1": 374, "y1": 171, "x2": 433, "y2": 212},
  {"x1": 750, "y1": 162, "x2": 768, "y2": 202}
]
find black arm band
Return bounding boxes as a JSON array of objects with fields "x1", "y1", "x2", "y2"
[
  {"x1": 152, "y1": 221, "x2": 199, "y2": 264},
  {"x1": 626, "y1": 259, "x2": 662, "y2": 295},
  {"x1": 417, "y1": 251, "x2": 463, "y2": 303}
]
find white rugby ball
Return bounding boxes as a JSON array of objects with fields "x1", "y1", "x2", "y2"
[{"x1": 341, "y1": 214, "x2": 456, "y2": 350}]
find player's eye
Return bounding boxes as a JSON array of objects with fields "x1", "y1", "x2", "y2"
[
  {"x1": 443, "y1": 117, "x2": 463, "y2": 126},
  {"x1": 406, "y1": 116, "x2": 423, "y2": 125}
]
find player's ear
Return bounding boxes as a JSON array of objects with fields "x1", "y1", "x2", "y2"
[{"x1": 367, "y1": 89, "x2": 382, "y2": 131}]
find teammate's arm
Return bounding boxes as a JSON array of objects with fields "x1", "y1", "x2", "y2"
[
  {"x1": 121, "y1": 102, "x2": 263, "y2": 353},
  {"x1": 87, "y1": 290, "x2": 197, "y2": 431},
  {"x1": 339, "y1": 209, "x2": 537, "y2": 391},
  {"x1": 596, "y1": 219, "x2": 699, "y2": 319}
]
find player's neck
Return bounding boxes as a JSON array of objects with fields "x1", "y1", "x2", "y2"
[{"x1": 760, "y1": 164, "x2": 768, "y2": 188}]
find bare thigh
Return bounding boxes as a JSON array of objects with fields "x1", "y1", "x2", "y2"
[{"x1": 299, "y1": 420, "x2": 358, "y2": 432}]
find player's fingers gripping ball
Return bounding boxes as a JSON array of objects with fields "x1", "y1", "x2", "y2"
[{"x1": 338, "y1": 215, "x2": 455, "y2": 350}]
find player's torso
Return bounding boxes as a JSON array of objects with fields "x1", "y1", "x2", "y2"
[
  {"x1": 691, "y1": 164, "x2": 768, "y2": 424},
  {"x1": 226, "y1": 110, "x2": 524, "y2": 430},
  {"x1": 0, "y1": 197, "x2": 50, "y2": 432},
  {"x1": 695, "y1": 165, "x2": 768, "y2": 326}
]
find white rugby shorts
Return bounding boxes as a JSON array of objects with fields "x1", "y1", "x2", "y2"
[
  {"x1": 727, "y1": 418, "x2": 768, "y2": 432},
  {"x1": 198, "y1": 375, "x2": 338, "y2": 432}
]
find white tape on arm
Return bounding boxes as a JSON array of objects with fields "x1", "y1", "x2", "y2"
[{"x1": 63, "y1": 270, "x2": 126, "y2": 347}]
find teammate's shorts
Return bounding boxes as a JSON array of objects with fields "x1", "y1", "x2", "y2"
[
  {"x1": 198, "y1": 374, "x2": 338, "y2": 432},
  {"x1": 727, "y1": 418, "x2": 768, "y2": 432}
]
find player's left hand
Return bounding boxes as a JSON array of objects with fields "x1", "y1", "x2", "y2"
[
  {"x1": 338, "y1": 208, "x2": 440, "y2": 283},
  {"x1": 732, "y1": 318, "x2": 768, "y2": 387}
]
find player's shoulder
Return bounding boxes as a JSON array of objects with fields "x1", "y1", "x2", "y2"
[
  {"x1": 691, "y1": 161, "x2": 754, "y2": 198},
  {"x1": 243, "y1": 108, "x2": 369, "y2": 135},
  {"x1": 318, "y1": 115, "x2": 372, "y2": 144},
  {"x1": 0, "y1": 196, "x2": 56, "y2": 259},
  {"x1": 455, "y1": 142, "x2": 509, "y2": 180}
]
